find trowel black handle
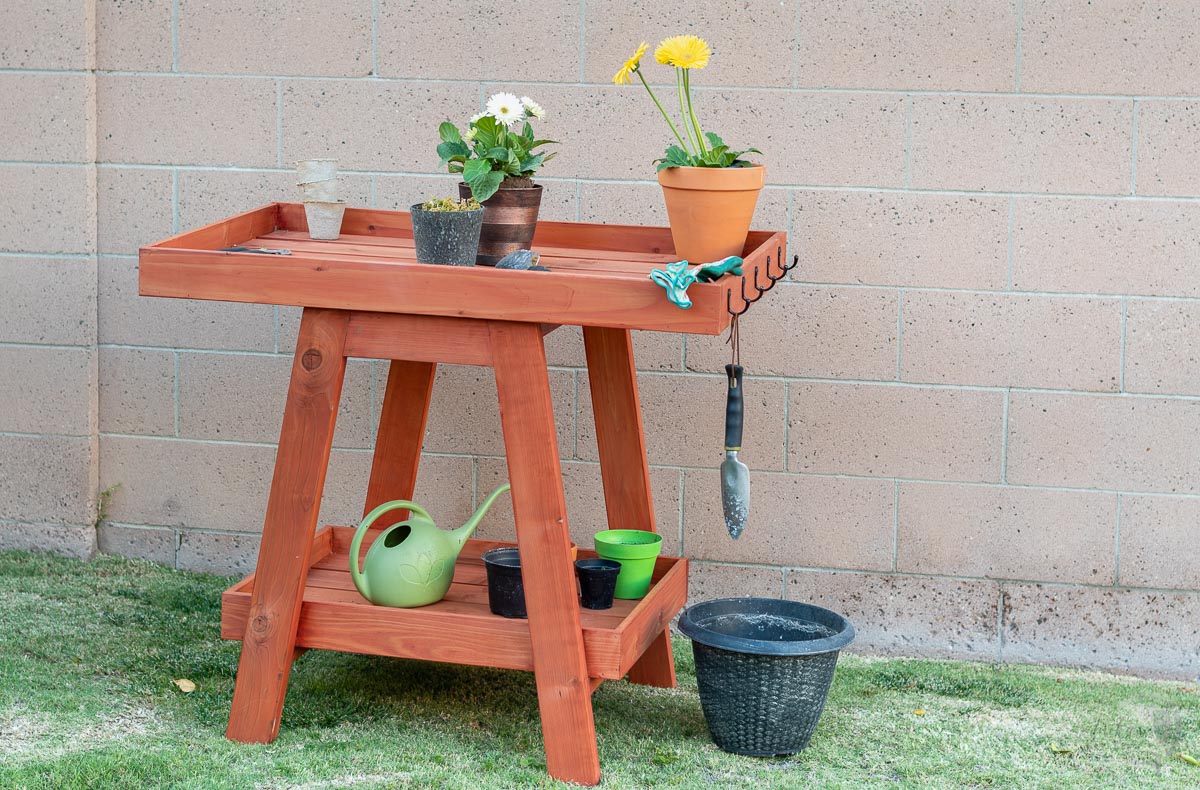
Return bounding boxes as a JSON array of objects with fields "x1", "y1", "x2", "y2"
[{"x1": 724, "y1": 364, "x2": 744, "y2": 451}]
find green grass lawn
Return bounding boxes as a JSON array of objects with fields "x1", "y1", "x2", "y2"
[{"x1": 1, "y1": 550, "x2": 1198, "y2": 789}]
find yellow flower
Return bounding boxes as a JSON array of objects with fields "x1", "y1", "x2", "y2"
[
  {"x1": 654, "y1": 35, "x2": 711, "y2": 70},
  {"x1": 612, "y1": 41, "x2": 649, "y2": 85}
]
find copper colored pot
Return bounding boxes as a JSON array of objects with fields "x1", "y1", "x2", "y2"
[
  {"x1": 657, "y1": 164, "x2": 765, "y2": 263},
  {"x1": 458, "y1": 181, "x2": 543, "y2": 266}
]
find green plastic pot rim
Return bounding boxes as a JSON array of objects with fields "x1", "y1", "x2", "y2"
[{"x1": 593, "y1": 529, "x2": 663, "y2": 559}]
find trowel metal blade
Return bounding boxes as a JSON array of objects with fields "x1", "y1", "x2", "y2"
[{"x1": 720, "y1": 451, "x2": 750, "y2": 539}]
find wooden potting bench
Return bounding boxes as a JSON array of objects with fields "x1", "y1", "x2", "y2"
[{"x1": 139, "y1": 203, "x2": 787, "y2": 786}]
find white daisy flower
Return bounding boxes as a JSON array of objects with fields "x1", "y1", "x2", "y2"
[
  {"x1": 520, "y1": 96, "x2": 546, "y2": 119},
  {"x1": 485, "y1": 92, "x2": 523, "y2": 127},
  {"x1": 470, "y1": 111, "x2": 487, "y2": 123},
  {"x1": 463, "y1": 126, "x2": 478, "y2": 142}
]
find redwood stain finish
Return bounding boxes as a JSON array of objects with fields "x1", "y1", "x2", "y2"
[
  {"x1": 362, "y1": 358, "x2": 436, "y2": 528},
  {"x1": 139, "y1": 203, "x2": 785, "y2": 335},
  {"x1": 225, "y1": 308, "x2": 349, "y2": 743},
  {"x1": 583, "y1": 326, "x2": 677, "y2": 688},
  {"x1": 139, "y1": 207, "x2": 785, "y2": 786},
  {"x1": 491, "y1": 320, "x2": 600, "y2": 783}
]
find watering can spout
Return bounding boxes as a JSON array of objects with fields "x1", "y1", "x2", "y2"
[{"x1": 451, "y1": 483, "x2": 512, "y2": 549}]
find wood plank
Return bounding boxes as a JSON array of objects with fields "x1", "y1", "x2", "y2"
[
  {"x1": 139, "y1": 248, "x2": 729, "y2": 334},
  {"x1": 583, "y1": 327, "x2": 657, "y2": 534},
  {"x1": 142, "y1": 204, "x2": 278, "y2": 253},
  {"x1": 582, "y1": 325, "x2": 677, "y2": 689},
  {"x1": 344, "y1": 313, "x2": 492, "y2": 366},
  {"x1": 275, "y1": 203, "x2": 678, "y2": 257},
  {"x1": 361, "y1": 359, "x2": 436, "y2": 529},
  {"x1": 226, "y1": 308, "x2": 349, "y2": 744},
  {"x1": 490, "y1": 320, "x2": 600, "y2": 785},
  {"x1": 249, "y1": 235, "x2": 664, "y2": 278},
  {"x1": 615, "y1": 558, "x2": 688, "y2": 678},
  {"x1": 262, "y1": 230, "x2": 679, "y2": 268},
  {"x1": 222, "y1": 590, "x2": 628, "y2": 679}
]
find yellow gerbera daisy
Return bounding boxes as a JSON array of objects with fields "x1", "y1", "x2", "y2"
[
  {"x1": 654, "y1": 35, "x2": 711, "y2": 70},
  {"x1": 612, "y1": 41, "x2": 649, "y2": 85}
]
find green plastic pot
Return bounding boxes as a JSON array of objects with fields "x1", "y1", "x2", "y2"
[{"x1": 593, "y1": 530, "x2": 663, "y2": 599}]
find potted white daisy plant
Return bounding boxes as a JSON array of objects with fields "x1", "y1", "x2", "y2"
[
  {"x1": 614, "y1": 36, "x2": 764, "y2": 263},
  {"x1": 436, "y1": 93, "x2": 557, "y2": 266}
]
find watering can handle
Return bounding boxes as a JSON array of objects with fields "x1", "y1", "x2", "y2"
[{"x1": 349, "y1": 500, "x2": 434, "y2": 578}]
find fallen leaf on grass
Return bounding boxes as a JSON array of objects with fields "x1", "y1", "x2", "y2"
[
  {"x1": 913, "y1": 709, "x2": 926, "y2": 716},
  {"x1": 1050, "y1": 743, "x2": 1073, "y2": 754},
  {"x1": 172, "y1": 679, "x2": 196, "y2": 693},
  {"x1": 1177, "y1": 753, "x2": 1200, "y2": 767}
]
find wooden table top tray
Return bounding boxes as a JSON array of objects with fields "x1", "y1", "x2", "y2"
[{"x1": 139, "y1": 202, "x2": 788, "y2": 335}]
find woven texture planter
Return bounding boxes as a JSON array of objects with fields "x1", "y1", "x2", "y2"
[{"x1": 679, "y1": 597, "x2": 855, "y2": 756}]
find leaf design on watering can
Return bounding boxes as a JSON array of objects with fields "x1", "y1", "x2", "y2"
[{"x1": 399, "y1": 551, "x2": 446, "y2": 586}]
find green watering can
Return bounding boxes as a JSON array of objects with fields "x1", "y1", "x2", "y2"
[{"x1": 350, "y1": 483, "x2": 512, "y2": 607}]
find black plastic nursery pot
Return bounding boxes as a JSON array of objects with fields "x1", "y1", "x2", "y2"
[
  {"x1": 574, "y1": 558, "x2": 621, "y2": 610},
  {"x1": 481, "y1": 547, "x2": 525, "y2": 619},
  {"x1": 678, "y1": 597, "x2": 855, "y2": 757},
  {"x1": 409, "y1": 204, "x2": 484, "y2": 266}
]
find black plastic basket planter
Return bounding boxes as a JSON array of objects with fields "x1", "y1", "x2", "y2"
[{"x1": 678, "y1": 597, "x2": 855, "y2": 757}]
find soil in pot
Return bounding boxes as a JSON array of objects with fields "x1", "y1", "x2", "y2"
[
  {"x1": 459, "y1": 180, "x2": 542, "y2": 266},
  {"x1": 658, "y1": 164, "x2": 765, "y2": 263},
  {"x1": 678, "y1": 597, "x2": 855, "y2": 757},
  {"x1": 410, "y1": 204, "x2": 484, "y2": 266}
]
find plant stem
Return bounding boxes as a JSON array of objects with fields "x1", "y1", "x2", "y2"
[
  {"x1": 638, "y1": 70, "x2": 691, "y2": 154},
  {"x1": 683, "y1": 69, "x2": 707, "y2": 155},
  {"x1": 677, "y1": 69, "x2": 700, "y2": 154}
]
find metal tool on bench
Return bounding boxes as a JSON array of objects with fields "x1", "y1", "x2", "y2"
[
  {"x1": 219, "y1": 246, "x2": 292, "y2": 255},
  {"x1": 721, "y1": 360, "x2": 750, "y2": 539}
]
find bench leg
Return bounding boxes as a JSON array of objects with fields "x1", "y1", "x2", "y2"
[
  {"x1": 362, "y1": 359, "x2": 437, "y2": 521},
  {"x1": 227, "y1": 307, "x2": 349, "y2": 742},
  {"x1": 492, "y1": 320, "x2": 601, "y2": 786},
  {"x1": 583, "y1": 326, "x2": 676, "y2": 688}
]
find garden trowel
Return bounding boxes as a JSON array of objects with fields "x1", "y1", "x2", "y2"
[{"x1": 721, "y1": 363, "x2": 749, "y2": 539}]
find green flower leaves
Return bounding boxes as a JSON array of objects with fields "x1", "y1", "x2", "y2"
[
  {"x1": 654, "y1": 133, "x2": 761, "y2": 172},
  {"x1": 436, "y1": 113, "x2": 557, "y2": 202}
]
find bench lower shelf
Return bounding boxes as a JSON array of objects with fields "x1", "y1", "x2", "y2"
[{"x1": 221, "y1": 525, "x2": 688, "y2": 682}]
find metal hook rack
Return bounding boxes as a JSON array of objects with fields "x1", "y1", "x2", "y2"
[{"x1": 727, "y1": 245, "x2": 798, "y2": 317}]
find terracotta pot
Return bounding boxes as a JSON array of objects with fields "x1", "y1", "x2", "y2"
[
  {"x1": 657, "y1": 164, "x2": 765, "y2": 263},
  {"x1": 458, "y1": 181, "x2": 542, "y2": 266}
]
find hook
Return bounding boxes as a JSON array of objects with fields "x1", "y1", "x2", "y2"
[
  {"x1": 765, "y1": 246, "x2": 786, "y2": 283},
  {"x1": 726, "y1": 250, "x2": 799, "y2": 317},
  {"x1": 754, "y1": 255, "x2": 773, "y2": 296}
]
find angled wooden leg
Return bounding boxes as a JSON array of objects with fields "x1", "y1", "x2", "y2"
[
  {"x1": 583, "y1": 326, "x2": 676, "y2": 689},
  {"x1": 491, "y1": 320, "x2": 601, "y2": 787},
  {"x1": 362, "y1": 359, "x2": 437, "y2": 522},
  {"x1": 227, "y1": 307, "x2": 349, "y2": 743}
]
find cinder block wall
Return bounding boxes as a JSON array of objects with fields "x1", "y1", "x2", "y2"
[{"x1": 2, "y1": 1, "x2": 1198, "y2": 679}]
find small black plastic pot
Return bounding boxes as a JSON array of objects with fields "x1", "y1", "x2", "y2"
[
  {"x1": 481, "y1": 547, "x2": 525, "y2": 619},
  {"x1": 574, "y1": 558, "x2": 621, "y2": 610},
  {"x1": 409, "y1": 204, "x2": 484, "y2": 266},
  {"x1": 678, "y1": 597, "x2": 855, "y2": 757}
]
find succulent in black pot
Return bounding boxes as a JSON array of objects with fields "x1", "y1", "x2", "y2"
[{"x1": 409, "y1": 196, "x2": 485, "y2": 266}]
